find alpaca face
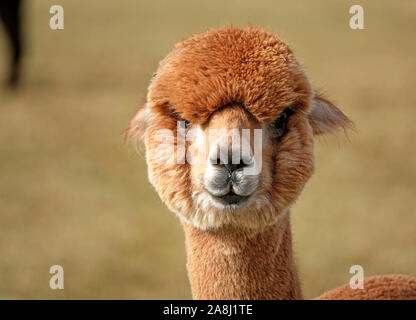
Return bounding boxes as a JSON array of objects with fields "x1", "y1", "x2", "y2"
[
  {"x1": 127, "y1": 27, "x2": 351, "y2": 231},
  {"x1": 185, "y1": 102, "x2": 315, "y2": 230}
]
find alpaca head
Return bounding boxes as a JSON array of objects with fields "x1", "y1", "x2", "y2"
[{"x1": 127, "y1": 27, "x2": 351, "y2": 231}]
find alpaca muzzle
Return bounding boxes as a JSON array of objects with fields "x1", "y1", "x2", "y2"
[{"x1": 203, "y1": 137, "x2": 260, "y2": 207}]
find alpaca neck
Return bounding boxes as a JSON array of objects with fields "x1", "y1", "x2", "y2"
[{"x1": 182, "y1": 213, "x2": 302, "y2": 299}]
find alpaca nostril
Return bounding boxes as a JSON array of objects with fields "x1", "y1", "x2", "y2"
[
  {"x1": 209, "y1": 144, "x2": 254, "y2": 171},
  {"x1": 224, "y1": 160, "x2": 246, "y2": 173}
]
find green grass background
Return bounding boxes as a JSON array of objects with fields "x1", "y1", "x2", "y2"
[{"x1": 0, "y1": 0, "x2": 415, "y2": 299}]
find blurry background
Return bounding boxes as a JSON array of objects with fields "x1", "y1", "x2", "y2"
[{"x1": 0, "y1": 0, "x2": 415, "y2": 299}]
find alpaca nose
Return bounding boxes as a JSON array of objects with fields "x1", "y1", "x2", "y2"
[
  {"x1": 205, "y1": 149, "x2": 258, "y2": 199},
  {"x1": 209, "y1": 146, "x2": 254, "y2": 174},
  {"x1": 207, "y1": 130, "x2": 256, "y2": 175},
  {"x1": 204, "y1": 137, "x2": 259, "y2": 199}
]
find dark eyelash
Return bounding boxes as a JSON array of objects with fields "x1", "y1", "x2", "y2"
[
  {"x1": 168, "y1": 108, "x2": 189, "y2": 129},
  {"x1": 272, "y1": 107, "x2": 295, "y2": 138},
  {"x1": 170, "y1": 110, "x2": 190, "y2": 129},
  {"x1": 178, "y1": 118, "x2": 189, "y2": 129}
]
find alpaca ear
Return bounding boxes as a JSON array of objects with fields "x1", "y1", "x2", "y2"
[
  {"x1": 308, "y1": 94, "x2": 352, "y2": 135},
  {"x1": 125, "y1": 102, "x2": 151, "y2": 143}
]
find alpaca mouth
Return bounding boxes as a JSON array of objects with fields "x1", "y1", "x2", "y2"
[{"x1": 209, "y1": 190, "x2": 251, "y2": 207}]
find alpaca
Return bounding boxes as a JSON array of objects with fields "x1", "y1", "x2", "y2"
[{"x1": 126, "y1": 27, "x2": 416, "y2": 299}]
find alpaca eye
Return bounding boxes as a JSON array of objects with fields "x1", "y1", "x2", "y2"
[
  {"x1": 272, "y1": 108, "x2": 294, "y2": 138},
  {"x1": 178, "y1": 119, "x2": 190, "y2": 129}
]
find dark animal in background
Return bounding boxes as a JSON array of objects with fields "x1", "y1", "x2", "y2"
[{"x1": 0, "y1": 0, "x2": 23, "y2": 87}]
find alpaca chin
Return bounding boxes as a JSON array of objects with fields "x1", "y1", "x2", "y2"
[{"x1": 183, "y1": 189, "x2": 286, "y2": 231}]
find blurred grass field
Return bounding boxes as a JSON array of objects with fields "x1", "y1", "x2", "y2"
[{"x1": 0, "y1": 0, "x2": 415, "y2": 299}]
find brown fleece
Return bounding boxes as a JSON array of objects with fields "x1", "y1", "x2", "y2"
[
  {"x1": 127, "y1": 26, "x2": 416, "y2": 300},
  {"x1": 316, "y1": 275, "x2": 416, "y2": 300},
  {"x1": 183, "y1": 213, "x2": 302, "y2": 300}
]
